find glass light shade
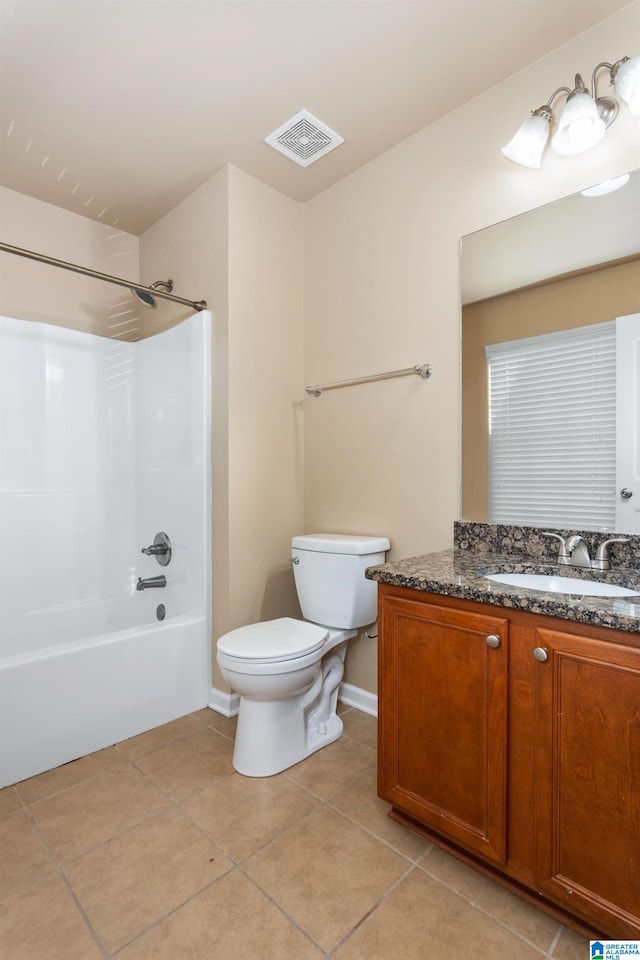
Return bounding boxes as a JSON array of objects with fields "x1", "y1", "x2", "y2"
[
  {"x1": 501, "y1": 112, "x2": 551, "y2": 169},
  {"x1": 614, "y1": 55, "x2": 640, "y2": 115},
  {"x1": 580, "y1": 173, "x2": 630, "y2": 197},
  {"x1": 551, "y1": 92, "x2": 606, "y2": 156}
]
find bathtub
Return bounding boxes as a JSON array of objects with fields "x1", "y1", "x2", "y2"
[{"x1": 0, "y1": 598, "x2": 210, "y2": 786}]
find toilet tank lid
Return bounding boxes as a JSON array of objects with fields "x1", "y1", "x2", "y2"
[{"x1": 291, "y1": 534, "x2": 390, "y2": 555}]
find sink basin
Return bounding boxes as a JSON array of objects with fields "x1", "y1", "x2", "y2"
[{"x1": 484, "y1": 573, "x2": 640, "y2": 598}]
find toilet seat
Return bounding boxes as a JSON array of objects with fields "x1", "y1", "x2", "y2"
[{"x1": 217, "y1": 617, "x2": 328, "y2": 665}]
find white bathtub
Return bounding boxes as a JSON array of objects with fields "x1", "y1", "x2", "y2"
[
  {"x1": 0, "y1": 311, "x2": 212, "y2": 788},
  {"x1": 0, "y1": 605, "x2": 210, "y2": 787}
]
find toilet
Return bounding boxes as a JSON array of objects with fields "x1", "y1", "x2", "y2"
[{"x1": 216, "y1": 533, "x2": 390, "y2": 777}]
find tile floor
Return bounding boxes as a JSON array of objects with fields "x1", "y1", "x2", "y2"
[{"x1": 0, "y1": 705, "x2": 592, "y2": 959}]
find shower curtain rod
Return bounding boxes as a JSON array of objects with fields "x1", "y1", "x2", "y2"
[
  {"x1": 0, "y1": 242, "x2": 207, "y2": 311},
  {"x1": 305, "y1": 363, "x2": 432, "y2": 397}
]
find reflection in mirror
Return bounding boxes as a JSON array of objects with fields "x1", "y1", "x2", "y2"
[{"x1": 461, "y1": 169, "x2": 640, "y2": 533}]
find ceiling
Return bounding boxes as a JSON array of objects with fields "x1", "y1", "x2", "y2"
[{"x1": 0, "y1": 0, "x2": 634, "y2": 235}]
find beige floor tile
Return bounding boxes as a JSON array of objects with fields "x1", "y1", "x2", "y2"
[
  {"x1": 0, "y1": 786, "x2": 22, "y2": 820},
  {"x1": 183, "y1": 770, "x2": 320, "y2": 861},
  {"x1": 30, "y1": 766, "x2": 169, "y2": 861},
  {"x1": 0, "y1": 872, "x2": 103, "y2": 960},
  {"x1": 133, "y1": 727, "x2": 234, "y2": 801},
  {"x1": 341, "y1": 709, "x2": 378, "y2": 751},
  {"x1": 244, "y1": 805, "x2": 410, "y2": 952},
  {"x1": 552, "y1": 926, "x2": 593, "y2": 960},
  {"x1": 116, "y1": 714, "x2": 208, "y2": 759},
  {"x1": 0, "y1": 809, "x2": 55, "y2": 900},
  {"x1": 191, "y1": 709, "x2": 237, "y2": 740},
  {"x1": 330, "y1": 769, "x2": 432, "y2": 861},
  {"x1": 16, "y1": 745, "x2": 130, "y2": 805},
  {"x1": 334, "y1": 868, "x2": 546, "y2": 960},
  {"x1": 64, "y1": 806, "x2": 233, "y2": 954},
  {"x1": 285, "y1": 734, "x2": 377, "y2": 800},
  {"x1": 117, "y1": 869, "x2": 323, "y2": 960},
  {"x1": 192, "y1": 706, "x2": 227, "y2": 728},
  {"x1": 208, "y1": 715, "x2": 238, "y2": 740},
  {"x1": 420, "y1": 845, "x2": 560, "y2": 952}
]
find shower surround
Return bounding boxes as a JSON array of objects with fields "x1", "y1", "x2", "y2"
[{"x1": 0, "y1": 311, "x2": 211, "y2": 786}]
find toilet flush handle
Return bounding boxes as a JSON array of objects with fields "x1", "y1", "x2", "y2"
[{"x1": 291, "y1": 557, "x2": 300, "y2": 564}]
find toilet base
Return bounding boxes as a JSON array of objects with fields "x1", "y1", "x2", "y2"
[
  {"x1": 231, "y1": 642, "x2": 349, "y2": 778},
  {"x1": 232, "y1": 699, "x2": 344, "y2": 777}
]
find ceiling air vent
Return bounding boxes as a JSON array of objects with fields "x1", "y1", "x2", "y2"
[{"x1": 265, "y1": 109, "x2": 344, "y2": 167}]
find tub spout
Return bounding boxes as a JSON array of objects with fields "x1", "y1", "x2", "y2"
[{"x1": 136, "y1": 575, "x2": 166, "y2": 591}]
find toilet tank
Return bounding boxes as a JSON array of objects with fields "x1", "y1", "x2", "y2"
[{"x1": 291, "y1": 534, "x2": 390, "y2": 629}]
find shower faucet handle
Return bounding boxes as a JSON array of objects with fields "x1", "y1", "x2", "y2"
[
  {"x1": 140, "y1": 532, "x2": 172, "y2": 566},
  {"x1": 141, "y1": 543, "x2": 168, "y2": 555}
]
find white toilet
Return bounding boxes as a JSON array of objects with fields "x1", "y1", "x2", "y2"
[{"x1": 216, "y1": 533, "x2": 390, "y2": 777}]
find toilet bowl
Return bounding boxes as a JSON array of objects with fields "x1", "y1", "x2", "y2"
[{"x1": 216, "y1": 534, "x2": 389, "y2": 777}]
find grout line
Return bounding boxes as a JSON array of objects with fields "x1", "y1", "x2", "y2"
[
  {"x1": 545, "y1": 924, "x2": 564, "y2": 959},
  {"x1": 327, "y1": 861, "x2": 418, "y2": 958},
  {"x1": 57, "y1": 868, "x2": 111, "y2": 959},
  {"x1": 108, "y1": 862, "x2": 237, "y2": 958},
  {"x1": 9, "y1": 795, "x2": 111, "y2": 957},
  {"x1": 237, "y1": 865, "x2": 330, "y2": 957},
  {"x1": 416, "y1": 862, "x2": 552, "y2": 958},
  {"x1": 325, "y1": 796, "x2": 430, "y2": 865},
  {"x1": 108, "y1": 867, "x2": 237, "y2": 958},
  {"x1": 13, "y1": 748, "x2": 132, "y2": 808}
]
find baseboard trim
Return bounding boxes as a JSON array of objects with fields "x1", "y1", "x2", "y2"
[
  {"x1": 208, "y1": 686, "x2": 240, "y2": 718},
  {"x1": 338, "y1": 682, "x2": 378, "y2": 717},
  {"x1": 209, "y1": 682, "x2": 377, "y2": 718}
]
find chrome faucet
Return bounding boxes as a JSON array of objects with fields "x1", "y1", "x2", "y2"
[
  {"x1": 542, "y1": 531, "x2": 631, "y2": 571},
  {"x1": 140, "y1": 532, "x2": 172, "y2": 566},
  {"x1": 136, "y1": 575, "x2": 166, "y2": 591},
  {"x1": 541, "y1": 532, "x2": 592, "y2": 568}
]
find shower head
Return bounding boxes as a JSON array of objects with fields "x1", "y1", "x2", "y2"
[{"x1": 130, "y1": 278, "x2": 174, "y2": 309}]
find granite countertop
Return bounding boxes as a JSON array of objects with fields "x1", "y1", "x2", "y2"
[{"x1": 365, "y1": 523, "x2": 640, "y2": 635}]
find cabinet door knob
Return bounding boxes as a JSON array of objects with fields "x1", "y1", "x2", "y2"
[
  {"x1": 486, "y1": 634, "x2": 501, "y2": 649},
  {"x1": 533, "y1": 646, "x2": 549, "y2": 662}
]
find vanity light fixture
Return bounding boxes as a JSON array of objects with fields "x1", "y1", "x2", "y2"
[
  {"x1": 502, "y1": 55, "x2": 640, "y2": 169},
  {"x1": 580, "y1": 173, "x2": 630, "y2": 197}
]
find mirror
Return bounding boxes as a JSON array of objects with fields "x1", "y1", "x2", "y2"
[{"x1": 461, "y1": 168, "x2": 640, "y2": 533}]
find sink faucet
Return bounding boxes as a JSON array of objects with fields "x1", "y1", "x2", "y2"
[
  {"x1": 136, "y1": 575, "x2": 167, "y2": 591},
  {"x1": 541, "y1": 532, "x2": 592, "y2": 568}
]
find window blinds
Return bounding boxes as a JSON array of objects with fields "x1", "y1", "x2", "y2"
[{"x1": 486, "y1": 321, "x2": 616, "y2": 529}]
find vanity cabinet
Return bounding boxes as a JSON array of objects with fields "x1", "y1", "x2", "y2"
[
  {"x1": 377, "y1": 594, "x2": 509, "y2": 863},
  {"x1": 377, "y1": 584, "x2": 640, "y2": 938},
  {"x1": 533, "y1": 625, "x2": 640, "y2": 935}
]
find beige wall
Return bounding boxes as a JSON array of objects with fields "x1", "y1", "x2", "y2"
[
  {"x1": 303, "y1": 3, "x2": 640, "y2": 693},
  {"x1": 462, "y1": 258, "x2": 640, "y2": 521},
  {"x1": 0, "y1": 186, "x2": 139, "y2": 336},
  {"x1": 140, "y1": 164, "x2": 304, "y2": 692},
  {"x1": 226, "y1": 166, "x2": 304, "y2": 636}
]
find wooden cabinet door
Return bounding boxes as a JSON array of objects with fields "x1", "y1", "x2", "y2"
[
  {"x1": 534, "y1": 627, "x2": 640, "y2": 936},
  {"x1": 378, "y1": 593, "x2": 509, "y2": 864}
]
